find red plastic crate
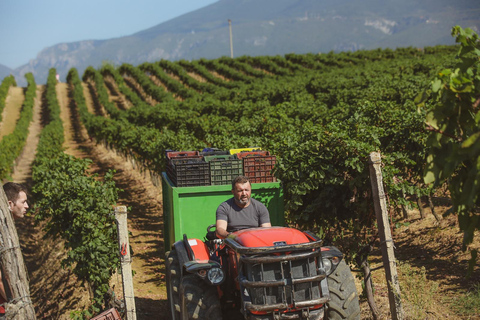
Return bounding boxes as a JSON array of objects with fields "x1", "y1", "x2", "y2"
[
  {"x1": 166, "y1": 150, "x2": 200, "y2": 159},
  {"x1": 90, "y1": 308, "x2": 121, "y2": 320},
  {"x1": 243, "y1": 155, "x2": 277, "y2": 183},
  {"x1": 235, "y1": 150, "x2": 270, "y2": 159}
]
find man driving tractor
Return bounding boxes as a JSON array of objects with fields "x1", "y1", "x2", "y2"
[{"x1": 215, "y1": 175, "x2": 271, "y2": 239}]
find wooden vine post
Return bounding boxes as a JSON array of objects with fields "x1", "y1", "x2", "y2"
[
  {"x1": 0, "y1": 188, "x2": 36, "y2": 319},
  {"x1": 368, "y1": 152, "x2": 405, "y2": 320},
  {"x1": 115, "y1": 206, "x2": 137, "y2": 320}
]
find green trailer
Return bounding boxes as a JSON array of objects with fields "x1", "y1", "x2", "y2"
[{"x1": 161, "y1": 172, "x2": 284, "y2": 251}]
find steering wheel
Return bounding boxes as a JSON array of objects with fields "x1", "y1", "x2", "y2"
[{"x1": 206, "y1": 224, "x2": 218, "y2": 240}]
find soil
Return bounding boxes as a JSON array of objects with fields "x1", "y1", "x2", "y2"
[
  {"x1": 0, "y1": 86, "x2": 25, "y2": 139},
  {"x1": 2, "y1": 80, "x2": 479, "y2": 320}
]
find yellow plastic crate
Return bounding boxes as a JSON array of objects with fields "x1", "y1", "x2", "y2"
[{"x1": 229, "y1": 147, "x2": 262, "y2": 155}]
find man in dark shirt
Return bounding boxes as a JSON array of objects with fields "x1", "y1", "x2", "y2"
[{"x1": 216, "y1": 176, "x2": 271, "y2": 239}]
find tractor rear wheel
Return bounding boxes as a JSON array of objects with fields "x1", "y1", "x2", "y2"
[
  {"x1": 326, "y1": 259, "x2": 361, "y2": 320},
  {"x1": 180, "y1": 274, "x2": 222, "y2": 320},
  {"x1": 166, "y1": 250, "x2": 181, "y2": 320}
]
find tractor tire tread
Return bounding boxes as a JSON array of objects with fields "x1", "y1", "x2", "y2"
[
  {"x1": 180, "y1": 274, "x2": 222, "y2": 320},
  {"x1": 326, "y1": 260, "x2": 361, "y2": 320},
  {"x1": 166, "y1": 250, "x2": 182, "y2": 320}
]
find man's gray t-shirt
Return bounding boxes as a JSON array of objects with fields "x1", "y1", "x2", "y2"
[{"x1": 216, "y1": 198, "x2": 270, "y2": 232}]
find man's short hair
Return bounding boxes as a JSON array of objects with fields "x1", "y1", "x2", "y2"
[
  {"x1": 231, "y1": 175, "x2": 250, "y2": 190},
  {"x1": 3, "y1": 182, "x2": 28, "y2": 202}
]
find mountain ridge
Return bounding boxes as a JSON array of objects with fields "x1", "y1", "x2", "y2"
[{"x1": 3, "y1": 0, "x2": 479, "y2": 86}]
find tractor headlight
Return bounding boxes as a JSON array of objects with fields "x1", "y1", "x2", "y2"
[
  {"x1": 207, "y1": 267, "x2": 225, "y2": 285},
  {"x1": 322, "y1": 258, "x2": 332, "y2": 275},
  {"x1": 322, "y1": 256, "x2": 341, "y2": 276}
]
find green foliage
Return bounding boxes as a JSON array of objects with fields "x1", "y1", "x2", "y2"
[
  {"x1": 33, "y1": 68, "x2": 120, "y2": 318},
  {"x1": 116, "y1": 63, "x2": 175, "y2": 103},
  {"x1": 33, "y1": 154, "x2": 119, "y2": 319},
  {"x1": 418, "y1": 26, "x2": 480, "y2": 269},
  {"x1": 157, "y1": 59, "x2": 224, "y2": 95},
  {"x1": 0, "y1": 73, "x2": 36, "y2": 180},
  {"x1": 237, "y1": 55, "x2": 294, "y2": 76},
  {"x1": 199, "y1": 58, "x2": 254, "y2": 83},
  {"x1": 0, "y1": 75, "x2": 17, "y2": 123},
  {"x1": 137, "y1": 62, "x2": 196, "y2": 100},
  {"x1": 217, "y1": 56, "x2": 267, "y2": 78},
  {"x1": 177, "y1": 59, "x2": 239, "y2": 89}
]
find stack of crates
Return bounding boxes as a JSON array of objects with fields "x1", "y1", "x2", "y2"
[
  {"x1": 165, "y1": 148, "x2": 277, "y2": 186},
  {"x1": 166, "y1": 151, "x2": 210, "y2": 187}
]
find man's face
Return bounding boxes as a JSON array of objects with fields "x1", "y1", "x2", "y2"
[
  {"x1": 9, "y1": 191, "x2": 29, "y2": 219},
  {"x1": 232, "y1": 182, "x2": 251, "y2": 207}
]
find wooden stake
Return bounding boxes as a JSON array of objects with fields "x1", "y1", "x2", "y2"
[
  {"x1": 369, "y1": 152, "x2": 405, "y2": 320},
  {"x1": 417, "y1": 196, "x2": 425, "y2": 219},
  {"x1": 0, "y1": 188, "x2": 36, "y2": 319},
  {"x1": 115, "y1": 206, "x2": 136, "y2": 320}
]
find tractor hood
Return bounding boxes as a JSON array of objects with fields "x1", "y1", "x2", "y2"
[{"x1": 233, "y1": 227, "x2": 310, "y2": 248}]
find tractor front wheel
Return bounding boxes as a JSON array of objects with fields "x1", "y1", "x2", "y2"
[
  {"x1": 326, "y1": 259, "x2": 361, "y2": 320},
  {"x1": 180, "y1": 274, "x2": 222, "y2": 320}
]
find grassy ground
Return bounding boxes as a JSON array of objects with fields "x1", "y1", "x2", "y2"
[{"x1": 354, "y1": 205, "x2": 480, "y2": 320}]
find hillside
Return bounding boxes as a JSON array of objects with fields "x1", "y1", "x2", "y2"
[
  {"x1": 9, "y1": 0, "x2": 480, "y2": 86},
  {"x1": 0, "y1": 64, "x2": 13, "y2": 81}
]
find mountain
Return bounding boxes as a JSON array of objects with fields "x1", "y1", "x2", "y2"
[
  {"x1": 9, "y1": 0, "x2": 480, "y2": 86},
  {"x1": 0, "y1": 64, "x2": 13, "y2": 81}
]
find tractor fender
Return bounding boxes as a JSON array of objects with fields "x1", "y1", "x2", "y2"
[
  {"x1": 172, "y1": 234, "x2": 213, "y2": 277},
  {"x1": 172, "y1": 241, "x2": 189, "y2": 278},
  {"x1": 321, "y1": 246, "x2": 344, "y2": 276},
  {"x1": 321, "y1": 246, "x2": 343, "y2": 259}
]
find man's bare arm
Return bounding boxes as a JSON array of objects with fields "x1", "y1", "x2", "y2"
[
  {"x1": 216, "y1": 219, "x2": 229, "y2": 239},
  {"x1": 260, "y1": 222, "x2": 272, "y2": 227}
]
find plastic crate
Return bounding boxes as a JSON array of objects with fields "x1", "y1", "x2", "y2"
[
  {"x1": 235, "y1": 150, "x2": 270, "y2": 159},
  {"x1": 208, "y1": 156, "x2": 244, "y2": 185},
  {"x1": 166, "y1": 150, "x2": 200, "y2": 159},
  {"x1": 90, "y1": 308, "x2": 121, "y2": 320},
  {"x1": 204, "y1": 155, "x2": 233, "y2": 162},
  {"x1": 243, "y1": 155, "x2": 277, "y2": 183},
  {"x1": 229, "y1": 147, "x2": 262, "y2": 155},
  {"x1": 167, "y1": 156, "x2": 210, "y2": 187},
  {"x1": 200, "y1": 148, "x2": 229, "y2": 156}
]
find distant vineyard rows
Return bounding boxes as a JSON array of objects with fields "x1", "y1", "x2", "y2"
[{"x1": 72, "y1": 46, "x2": 457, "y2": 251}]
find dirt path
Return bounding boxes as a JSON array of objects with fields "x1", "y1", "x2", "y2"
[
  {"x1": 82, "y1": 83, "x2": 96, "y2": 114},
  {"x1": 104, "y1": 75, "x2": 132, "y2": 110},
  {"x1": 0, "y1": 86, "x2": 24, "y2": 139},
  {"x1": 10, "y1": 85, "x2": 44, "y2": 182}
]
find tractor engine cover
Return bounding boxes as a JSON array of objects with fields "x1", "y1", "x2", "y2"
[{"x1": 233, "y1": 226, "x2": 310, "y2": 247}]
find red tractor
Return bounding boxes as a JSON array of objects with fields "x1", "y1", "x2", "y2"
[{"x1": 165, "y1": 225, "x2": 360, "y2": 320}]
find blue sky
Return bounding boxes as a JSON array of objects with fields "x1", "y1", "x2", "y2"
[{"x1": 0, "y1": 0, "x2": 218, "y2": 69}]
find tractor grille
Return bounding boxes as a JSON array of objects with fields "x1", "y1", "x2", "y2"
[{"x1": 240, "y1": 250, "x2": 326, "y2": 312}]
